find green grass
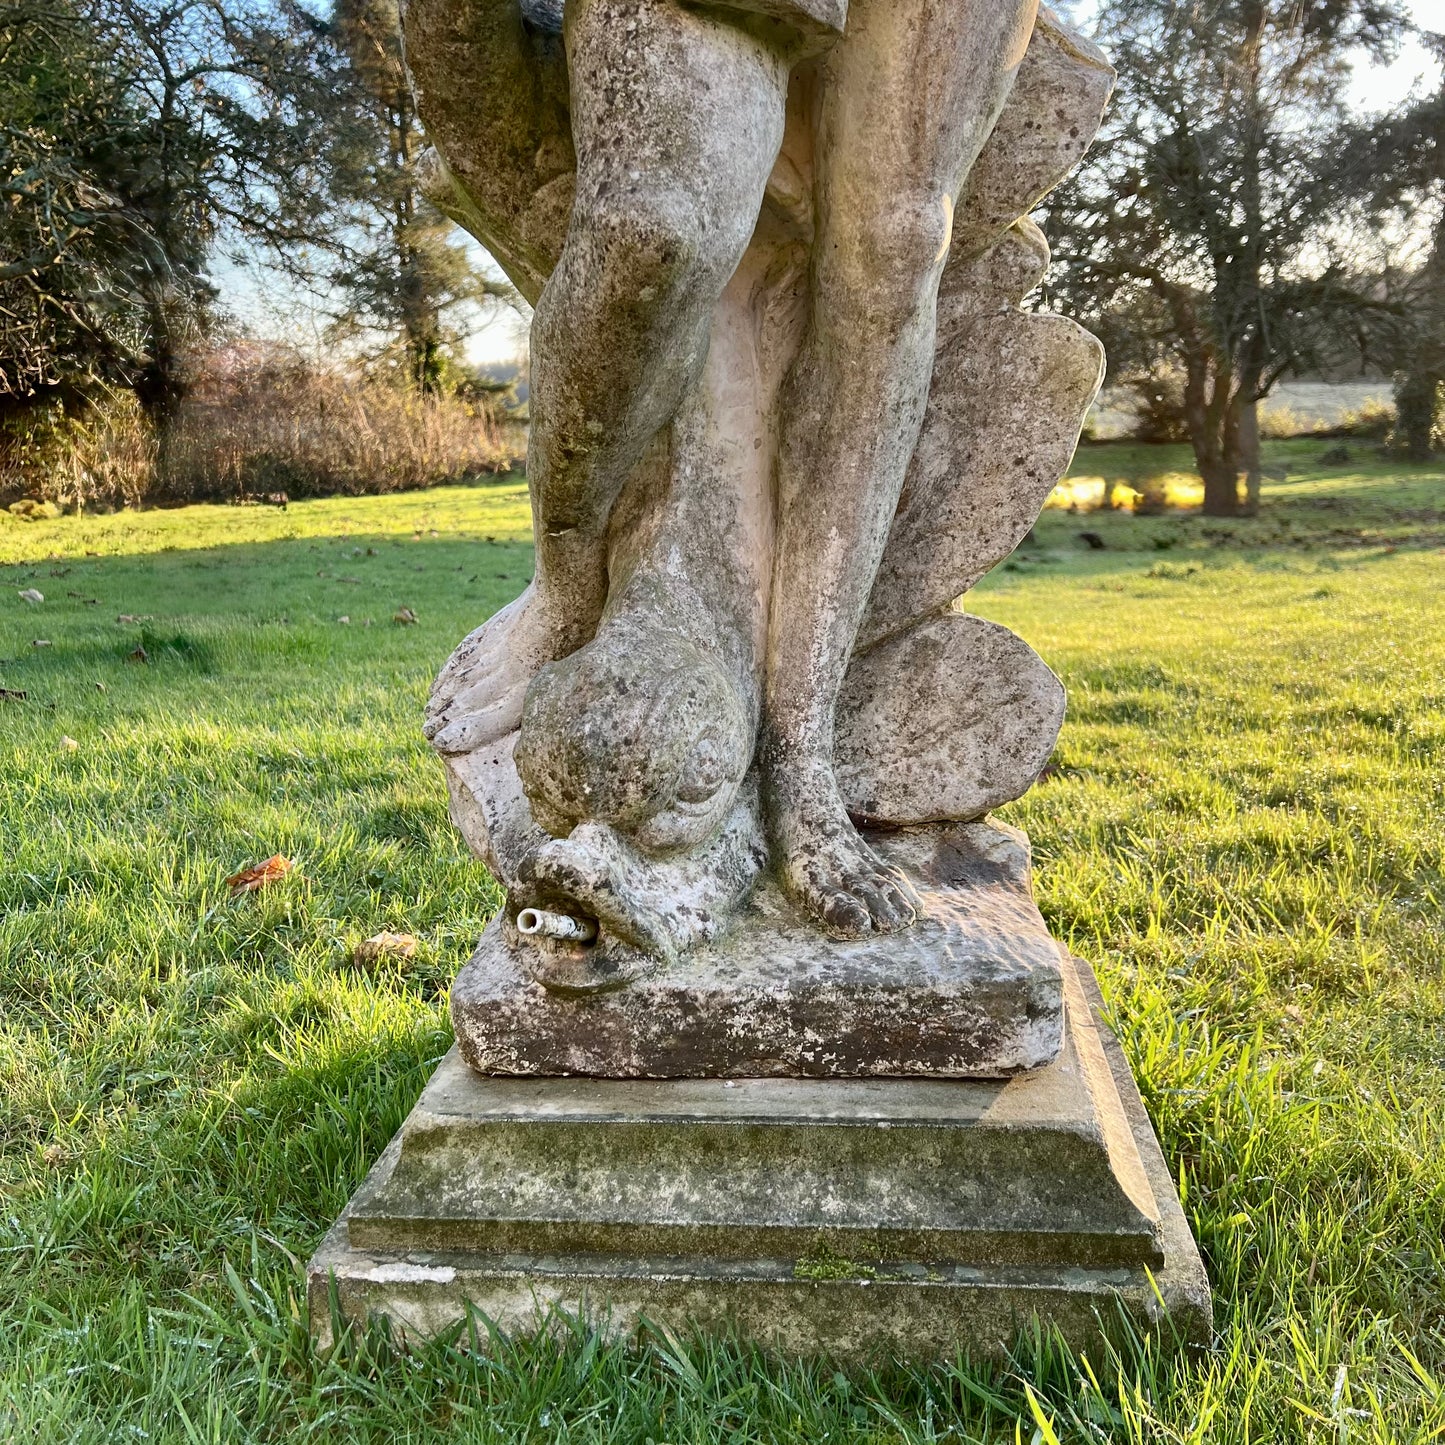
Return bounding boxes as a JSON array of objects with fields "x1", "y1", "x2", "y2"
[{"x1": 2, "y1": 444, "x2": 1443, "y2": 1441}]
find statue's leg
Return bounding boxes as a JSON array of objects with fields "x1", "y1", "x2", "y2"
[
  {"x1": 426, "y1": 0, "x2": 790, "y2": 757},
  {"x1": 762, "y1": 0, "x2": 1039, "y2": 936}
]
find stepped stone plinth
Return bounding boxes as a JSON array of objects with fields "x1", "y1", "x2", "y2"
[{"x1": 308, "y1": 955, "x2": 1211, "y2": 1360}]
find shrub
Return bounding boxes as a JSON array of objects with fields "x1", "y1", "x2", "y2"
[
  {"x1": 1261, "y1": 396, "x2": 1396, "y2": 441},
  {"x1": 0, "y1": 393, "x2": 155, "y2": 510},
  {"x1": 0, "y1": 343, "x2": 518, "y2": 510},
  {"x1": 1122, "y1": 368, "x2": 1190, "y2": 444},
  {"x1": 162, "y1": 343, "x2": 515, "y2": 502},
  {"x1": 1336, "y1": 398, "x2": 1395, "y2": 441},
  {"x1": 1259, "y1": 404, "x2": 1306, "y2": 439}
]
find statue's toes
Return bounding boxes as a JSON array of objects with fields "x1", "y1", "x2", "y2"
[
  {"x1": 428, "y1": 588, "x2": 541, "y2": 708},
  {"x1": 429, "y1": 686, "x2": 527, "y2": 755},
  {"x1": 428, "y1": 618, "x2": 501, "y2": 700},
  {"x1": 855, "y1": 866, "x2": 920, "y2": 933},
  {"x1": 790, "y1": 836, "x2": 921, "y2": 938},
  {"x1": 812, "y1": 883, "x2": 873, "y2": 938}
]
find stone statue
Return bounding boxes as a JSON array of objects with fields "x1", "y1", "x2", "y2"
[
  {"x1": 405, "y1": 0, "x2": 1114, "y2": 1063},
  {"x1": 311, "y1": 10, "x2": 1215, "y2": 1353}
]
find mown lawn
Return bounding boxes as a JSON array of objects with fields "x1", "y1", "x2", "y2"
[{"x1": 1, "y1": 444, "x2": 1442, "y2": 1442}]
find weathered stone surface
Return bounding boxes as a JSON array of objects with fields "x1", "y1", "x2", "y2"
[
  {"x1": 510, "y1": 793, "x2": 769, "y2": 982},
  {"x1": 520, "y1": 0, "x2": 849, "y2": 34},
  {"x1": 450, "y1": 820, "x2": 1062, "y2": 1079},
  {"x1": 404, "y1": 0, "x2": 573, "y2": 307},
  {"x1": 408, "y1": 0, "x2": 1112, "y2": 951},
  {"x1": 443, "y1": 733, "x2": 546, "y2": 895},
  {"x1": 351, "y1": 1009, "x2": 1151, "y2": 1265},
  {"x1": 307, "y1": 954, "x2": 1212, "y2": 1361},
  {"x1": 317, "y1": 0, "x2": 1211, "y2": 1356},
  {"x1": 519, "y1": 0, "x2": 564, "y2": 32},
  {"x1": 305, "y1": 0, "x2": 1219, "y2": 1370},
  {"x1": 515, "y1": 611, "x2": 754, "y2": 850},
  {"x1": 836, "y1": 613, "x2": 1065, "y2": 825},
  {"x1": 935, "y1": 218, "x2": 1051, "y2": 350},
  {"x1": 859, "y1": 311, "x2": 1104, "y2": 650},
  {"x1": 950, "y1": 7, "x2": 1115, "y2": 262},
  {"x1": 447, "y1": 731, "x2": 770, "y2": 987},
  {"x1": 715, "y1": 0, "x2": 849, "y2": 43}
]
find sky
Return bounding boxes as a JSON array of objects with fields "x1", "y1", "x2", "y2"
[
  {"x1": 1350, "y1": 0, "x2": 1441, "y2": 107},
  {"x1": 221, "y1": 0, "x2": 1444, "y2": 370}
]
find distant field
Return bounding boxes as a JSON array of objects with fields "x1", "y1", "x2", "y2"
[
  {"x1": 2, "y1": 443, "x2": 1443, "y2": 1442},
  {"x1": 1088, "y1": 381, "x2": 1395, "y2": 441}
]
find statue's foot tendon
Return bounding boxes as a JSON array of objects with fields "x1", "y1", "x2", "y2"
[
  {"x1": 767, "y1": 754, "x2": 921, "y2": 937},
  {"x1": 425, "y1": 585, "x2": 566, "y2": 755}
]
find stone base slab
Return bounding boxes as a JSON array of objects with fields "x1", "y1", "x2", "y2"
[
  {"x1": 452, "y1": 822, "x2": 1064, "y2": 1079},
  {"x1": 309, "y1": 956, "x2": 1211, "y2": 1361}
]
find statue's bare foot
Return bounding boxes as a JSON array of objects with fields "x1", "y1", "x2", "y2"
[
  {"x1": 766, "y1": 754, "x2": 921, "y2": 937},
  {"x1": 424, "y1": 586, "x2": 567, "y2": 755}
]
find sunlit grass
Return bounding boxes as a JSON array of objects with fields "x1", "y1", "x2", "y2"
[
  {"x1": 2, "y1": 447, "x2": 1443, "y2": 1441},
  {"x1": 0, "y1": 470, "x2": 534, "y2": 561},
  {"x1": 1047, "y1": 470, "x2": 1204, "y2": 511}
]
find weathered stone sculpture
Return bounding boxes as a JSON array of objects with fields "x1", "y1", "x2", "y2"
[
  {"x1": 416, "y1": 0, "x2": 1107, "y2": 1037},
  {"x1": 310, "y1": 0, "x2": 1212, "y2": 1359}
]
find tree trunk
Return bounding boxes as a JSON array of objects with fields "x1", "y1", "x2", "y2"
[
  {"x1": 1238, "y1": 396, "x2": 1261, "y2": 515},
  {"x1": 133, "y1": 307, "x2": 187, "y2": 491},
  {"x1": 1394, "y1": 371, "x2": 1438, "y2": 462},
  {"x1": 1198, "y1": 455, "x2": 1239, "y2": 516},
  {"x1": 1186, "y1": 369, "x2": 1241, "y2": 517}
]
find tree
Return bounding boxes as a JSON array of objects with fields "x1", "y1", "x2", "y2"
[
  {"x1": 94, "y1": 0, "x2": 344, "y2": 434},
  {"x1": 1, "y1": 0, "x2": 342, "y2": 445},
  {"x1": 1044, "y1": 0, "x2": 1409, "y2": 515},
  {"x1": 1358, "y1": 35, "x2": 1445, "y2": 459},
  {"x1": 0, "y1": 0, "x2": 158, "y2": 410},
  {"x1": 254, "y1": 0, "x2": 503, "y2": 393}
]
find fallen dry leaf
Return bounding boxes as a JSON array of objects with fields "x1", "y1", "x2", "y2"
[
  {"x1": 392, "y1": 607, "x2": 418, "y2": 625},
  {"x1": 126, "y1": 645, "x2": 149, "y2": 664},
  {"x1": 58, "y1": 735, "x2": 79, "y2": 752},
  {"x1": 337, "y1": 615, "x2": 350, "y2": 625},
  {"x1": 226, "y1": 854, "x2": 295, "y2": 894},
  {"x1": 18, "y1": 589, "x2": 43, "y2": 604},
  {"x1": 116, "y1": 614, "x2": 153, "y2": 624},
  {"x1": 351, "y1": 931, "x2": 418, "y2": 968}
]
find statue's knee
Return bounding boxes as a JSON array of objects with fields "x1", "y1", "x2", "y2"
[
  {"x1": 843, "y1": 191, "x2": 954, "y2": 316},
  {"x1": 576, "y1": 186, "x2": 712, "y2": 295}
]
